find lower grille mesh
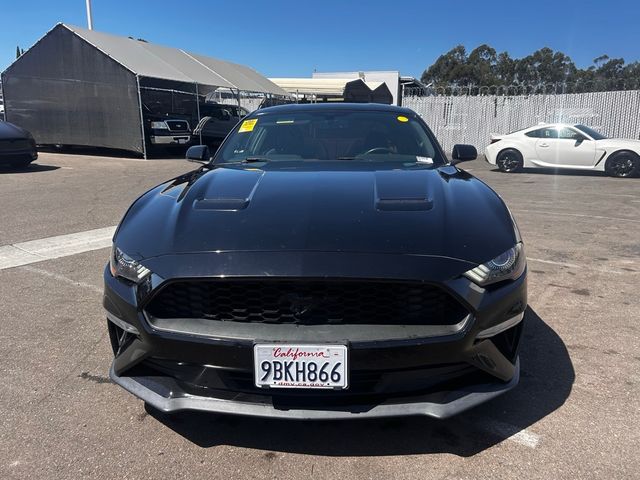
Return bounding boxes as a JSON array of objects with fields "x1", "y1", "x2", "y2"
[
  {"x1": 145, "y1": 279, "x2": 468, "y2": 326},
  {"x1": 0, "y1": 139, "x2": 31, "y2": 151}
]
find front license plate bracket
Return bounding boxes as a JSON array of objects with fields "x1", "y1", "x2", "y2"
[{"x1": 253, "y1": 344, "x2": 348, "y2": 390}]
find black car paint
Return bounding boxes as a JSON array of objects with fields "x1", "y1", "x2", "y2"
[
  {"x1": 114, "y1": 161, "x2": 515, "y2": 268},
  {"x1": 0, "y1": 120, "x2": 38, "y2": 166},
  {"x1": 105, "y1": 103, "x2": 527, "y2": 419}
]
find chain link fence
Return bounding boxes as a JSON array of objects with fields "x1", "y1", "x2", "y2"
[{"x1": 402, "y1": 83, "x2": 640, "y2": 153}]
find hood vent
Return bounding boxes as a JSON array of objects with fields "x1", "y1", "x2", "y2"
[
  {"x1": 194, "y1": 198, "x2": 250, "y2": 211},
  {"x1": 192, "y1": 168, "x2": 264, "y2": 211},
  {"x1": 376, "y1": 197, "x2": 433, "y2": 211},
  {"x1": 374, "y1": 170, "x2": 433, "y2": 211}
]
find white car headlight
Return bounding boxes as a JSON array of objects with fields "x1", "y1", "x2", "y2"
[
  {"x1": 150, "y1": 121, "x2": 169, "y2": 130},
  {"x1": 464, "y1": 243, "x2": 526, "y2": 286},
  {"x1": 110, "y1": 246, "x2": 151, "y2": 283}
]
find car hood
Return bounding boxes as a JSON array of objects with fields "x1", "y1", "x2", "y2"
[
  {"x1": 115, "y1": 161, "x2": 517, "y2": 267},
  {"x1": 0, "y1": 121, "x2": 30, "y2": 140}
]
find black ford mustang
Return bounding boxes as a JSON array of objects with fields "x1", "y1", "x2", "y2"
[{"x1": 105, "y1": 103, "x2": 527, "y2": 419}]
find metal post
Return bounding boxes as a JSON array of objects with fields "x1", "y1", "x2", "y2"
[
  {"x1": 86, "y1": 0, "x2": 94, "y2": 30},
  {"x1": 0, "y1": 73, "x2": 6, "y2": 121},
  {"x1": 135, "y1": 75, "x2": 148, "y2": 159},
  {"x1": 195, "y1": 83, "x2": 202, "y2": 145},
  {"x1": 236, "y1": 89, "x2": 241, "y2": 107}
]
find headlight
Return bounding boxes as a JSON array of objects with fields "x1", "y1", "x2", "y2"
[
  {"x1": 464, "y1": 243, "x2": 526, "y2": 286},
  {"x1": 110, "y1": 246, "x2": 151, "y2": 283},
  {"x1": 150, "y1": 121, "x2": 168, "y2": 129}
]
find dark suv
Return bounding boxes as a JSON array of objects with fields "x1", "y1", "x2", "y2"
[{"x1": 192, "y1": 103, "x2": 249, "y2": 148}]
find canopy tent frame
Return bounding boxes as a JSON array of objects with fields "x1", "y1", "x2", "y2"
[{"x1": 1, "y1": 23, "x2": 287, "y2": 157}]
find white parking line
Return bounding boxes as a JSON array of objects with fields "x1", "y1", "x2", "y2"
[
  {"x1": 559, "y1": 190, "x2": 639, "y2": 199},
  {"x1": 482, "y1": 419, "x2": 541, "y2": 448},
  {"x1": 21, "y1": 265, "x2": 103, "y2": 293},
  {"x1": 0, "y1": 226, "x2": 116, "y2": 270},
  {"x1": 528, "y1": 257, "x2": 581, "y2": 269},
  {"x1": 528, "y1": 257, "x2": 638, "y2": 275},
  {"x1": 512, "y1": 209, "x2": 640, "y2": 225}
]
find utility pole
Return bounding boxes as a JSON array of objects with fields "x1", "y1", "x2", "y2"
[{"x1": 86, "y1": 0, "x2": 94, "y2": 30}]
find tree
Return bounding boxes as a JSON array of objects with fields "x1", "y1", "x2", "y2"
[
  {"x1": 495, "y1": 52, "x2": 516, "y2": 85},
  {"x1": 622, "y1": 61, "x2": 640, "y2": 87},
  {"x1": 420, "y1": 44, "x2": 638, "y2": 92},
  {"x1": 467, "y1": 45, "x2": 498, "y2": 85},
  {"x1": 421, "y1": 45, "x2": 470, "y2": 86},
  {"x1": 512, "y1": 48, "x2": 577, "y2": 85}
]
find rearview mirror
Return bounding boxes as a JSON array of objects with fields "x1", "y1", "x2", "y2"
[
  {"x1": 186, "y1": 145, "x2": 211, "y2": 164},
  {"x1": 451, "y1": 144, "x2": 477, "y2": 163}
]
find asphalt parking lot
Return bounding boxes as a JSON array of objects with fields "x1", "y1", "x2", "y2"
[{"x1": 1, "y1": 152, "x2": 638, "y2": 479}]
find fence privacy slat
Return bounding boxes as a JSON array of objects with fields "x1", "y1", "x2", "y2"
[{"x1": 403, "y1": 90, "x2": 640, "y2": 153}]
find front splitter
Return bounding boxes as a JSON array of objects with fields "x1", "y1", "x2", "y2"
[{"x1": 109, "y1": 358, "x2": 519, "y2": 420}]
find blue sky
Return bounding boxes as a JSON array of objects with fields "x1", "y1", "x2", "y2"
[{"x1": 2, "y1": 0, "x2": 639, "y2": 77}]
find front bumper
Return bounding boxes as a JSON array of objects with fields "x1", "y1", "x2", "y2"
[
  {"x1": 110, "y1": 359, "x2": 519, "y2": 419},
  {"x1": 104, "y1": 252, "x2": 527, "y2": 419},
  {"x1": 150, "y1": 134, "x2": 191, "y2": 145},
  {"x1": 0, "y1": 142, "x2": 38, "y2": 161}
]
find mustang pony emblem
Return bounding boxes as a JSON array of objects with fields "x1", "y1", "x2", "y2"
[{"x1": 280, "y1": 293, "x2": 320, "y2": 316}]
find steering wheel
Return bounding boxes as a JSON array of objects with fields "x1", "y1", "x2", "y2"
[{"x1": 363, "y1": 147, "x2": 394, "y2": 155}]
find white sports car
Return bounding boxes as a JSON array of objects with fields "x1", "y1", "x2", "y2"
[{"x1": 484, "y1": 123, "x2": 640, "y2": 177}]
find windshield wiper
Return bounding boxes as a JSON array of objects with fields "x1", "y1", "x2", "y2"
[
  {"x1": 241, "y1": 156, "x2": 270, "y2": 163},
  {"x1": 216, "y1": 157, "x2": 270, "y2": 165}
]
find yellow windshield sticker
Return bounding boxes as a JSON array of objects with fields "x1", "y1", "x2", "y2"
[
  {"x1": 397, "y1": 115, "x2": 409, "y2": 123},
  {"x1": 239, "y1": 118, "x2": 258, "y2": 132},
  {"x1": 276, "y1": 119, "x2": 295, "y2": 124}
]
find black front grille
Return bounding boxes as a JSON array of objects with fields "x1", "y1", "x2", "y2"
[
  {"x1": 166, "y1": 120, "x2": 189, "y2": 132},
  {"x1": 145, "y1": 279, "x2": 468, "y2": 326}
]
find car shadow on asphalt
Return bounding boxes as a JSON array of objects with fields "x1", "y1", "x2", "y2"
[
  {"x1": 38, "y1": 145, "x2": 187, "y2": 160},
  {"x1": 0, "y1": 163, "x2": 60, "y2": 174},
  {"x1": 147, "y1": 306, "x2": 574, "y2": 457}
]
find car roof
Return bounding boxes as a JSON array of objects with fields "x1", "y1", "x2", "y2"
[
  {"x1": 524, "y1": 123, "x2": 577, "y2": 130},
  {"x1": 254, "y1": 102, "x2": 415, "y2": 116}
]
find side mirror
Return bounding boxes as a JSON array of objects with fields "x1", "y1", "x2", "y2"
[
  {"x1": 574, "y1": 136, "x2": 587, "y2": 146},
  {"x1": 186, "y1": 145, "x2": 211, "y2": 164},
  {"x1": 451, "y1": 144, "x2": 477, "y2": 163}
]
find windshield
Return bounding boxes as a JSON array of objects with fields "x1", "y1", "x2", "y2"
[
  {"x1": 215, "y1": 110, "x2": 444, "y2": 164},
  {"x1": 574, "y1": 125, "x2": 607, "y2": 140}
]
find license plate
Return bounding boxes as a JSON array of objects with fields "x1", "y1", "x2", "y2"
[
  {"x1": 177, "y1": 138, "x2": 187, "y2": 144},
  {"x1": 254, "y1": 344, "x2": 348, "y2": 389}
]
